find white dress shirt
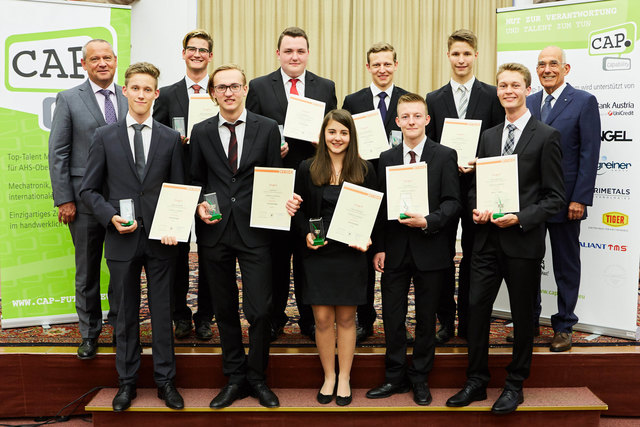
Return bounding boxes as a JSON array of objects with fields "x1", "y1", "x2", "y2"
[
  {"x1": 281, "y1": 69, "x2": 306, "y2": 99},
  {"x1": 501, "y1": 109, "x2": 532, "y2": 154},
  {"x1": 402, "y1": 137, "x2": 426, "y2": 165},
  {"x1": 370, "y1": 82, "x2": 394, "y2": 111}
]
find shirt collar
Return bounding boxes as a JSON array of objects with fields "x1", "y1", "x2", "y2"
[
  {"x1": 370, "y1": 82, "x2": 394, "y2": 98},
  {"x1": 450, "y1": 76, "x2": 475, "y2": 93},
  {"x1": 545, "y1": 82, "x2": 567, "y2": 101},
  {"x1": 281, "y1": 68, "x2": 306, "y2": 85},
  {"x1": 89, "y1": 79, "x2": 116, "y2": 95},
  {"x1": 403, "y1": 136, "x2": 427, "y2": 159},
  {"x1": 185, "y1": 75, "x2": 209, "y2": 91},
  {"x1": 504, "y1": 108, "x2": 532, "y2": 131},
  {"x1": 126, "y1": 113, "x2": 153, "y2": 129},
  {"x1": 218, "y1": 109, "x2": 248, "y2": 128}
]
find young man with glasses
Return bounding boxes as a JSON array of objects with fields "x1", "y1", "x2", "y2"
[{"x1": 153, "y1": 29, "x2": 215, "y2": 341}]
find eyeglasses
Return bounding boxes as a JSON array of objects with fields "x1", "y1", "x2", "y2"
[
  {"x1": 536, "y1": 61, "x2": 563, "y2": 70},
  {"x1": 213, "y1": 84, "x2": 243, "y2": 94},
  {"x1": 185, "y1": 46, "x2": 211, "y2": 55}
]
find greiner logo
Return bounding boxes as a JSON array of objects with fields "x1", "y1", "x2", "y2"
[
  {"x1": 597, "y1": 156, "x2": 631, "y2": 175},
  {"x1": 5, "y1": 27, "x2": 114, "y2": 93},
  {"x1": 602, "y1": 212, "x2": 628, "y2": 227},
  {"x1": 589, "y1": 22, "x2": 636, "y2": 56}
]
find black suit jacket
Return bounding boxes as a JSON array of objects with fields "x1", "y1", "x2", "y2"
[
  {"x1": 425, "y1": 79, "x2": 504, "y2": 143},
  {"x1": 469, "y1": 117, "x2": 565, "y2": 259},
  {"x1": 342, "y1": 86, "x2": 409, "y2": 137},
  {"x1": 80, "y1": 119, "x2": 185, "y2": 261},
  {"x1": 246, "y1": 69, "x2": 337, "y2": 169},
  {"x1": 190, "y1": 110, "x2": 283, "y2": 248},
  {"x1": 374, "y1": 140, "x2": 461, "y2": 271},
  {"x1": 153, "y1": 78, "x2": 193, "y2": 183},
  {"x1": 293, "y1": 159, "x2": 378, "y2": 238}
]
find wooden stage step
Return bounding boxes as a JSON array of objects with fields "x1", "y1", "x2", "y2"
[{"x1": 86, "y1": 386, "x2": 606, "y2": 426}]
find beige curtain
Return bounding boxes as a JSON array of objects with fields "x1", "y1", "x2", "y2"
[{"x1": 198, "y1": 0, "x2": 511, "y2": 105}]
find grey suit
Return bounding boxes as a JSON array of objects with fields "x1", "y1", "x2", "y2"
[{"x1": 48, "y1": 79, "x2": 128, "y2": 339}]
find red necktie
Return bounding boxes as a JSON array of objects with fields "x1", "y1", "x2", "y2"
[
  {"x1": 224, "y1": 122, "x2": 240, "y2": 173},
  {"x1": 192, "y1": 84, "x2": 201, "y2": 94},
  {"x1": 290, "y1": 78, "x2": 299, "y2": 96},
  {"x1": 409, "y1": 150, "x2": 417, "y2": 163}
]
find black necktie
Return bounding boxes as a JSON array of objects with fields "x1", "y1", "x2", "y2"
[
  {"x1": 224, "y1": 121, "x2": 243, "y2": 173},
  {"x1": 132, "y1": 123, "x2": 146, "y2": 179},
  {"x1": 378, "y1": 92, "x2": 388, "y2": 122}
]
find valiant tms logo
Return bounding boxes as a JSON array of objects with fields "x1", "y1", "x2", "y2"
[
  {"x1": 589, "y1": 23, "x2": 636, "y2": 71},
  {"x1": 580, "y1": 241, "x2": 627, "y2": 252},
  {"x1": 597, "y1": 156, "x2": 631, "y2": 175}
]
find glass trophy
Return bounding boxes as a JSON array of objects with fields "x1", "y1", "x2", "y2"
[
  {"x1": 399, "y1": 192, "x2": 411, "y2": 219},
  {"x1": 172, "y1": 117, "x2": 186, "y2": 137},
  {"x1": 389, "y1": 130, "x2": 403, "y2": 147},
  {"x1": 492, "y1": 197, "x2": 505, "y2": 219},
  {"x1": 309, "y1": 218, "x2": 325, "y2": 246},
  {"x1": 119, "y1": 199, "x2": 135, "y2": 226},
  {"x1": 204, "y1": 192, "x2": 222, "y2": 220}
]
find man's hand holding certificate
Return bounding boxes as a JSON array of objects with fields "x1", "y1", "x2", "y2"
[
  {"x1": 250, "y1": 167, "x2": 296, "y2": 231},
  {"x1": 475, "y1": 154, "x2": 519, "y2": 225},
  {"x1": 385, "y1": 162, "x2": 429, "y2": 220},
  {"x1": 352, "y1": 109, "x2": 389, "y2": 160},
  {"x1": 326, "y1": 182, "x2": 383, "y2": 249},
  {"x1": 440, "y1": 118, "x2": 482, "y2": 169},
  {"x1": 283, "y1": 94, "x2": 325, "y2": 143},
  {"x1": 148, "y1": 183, "x2": 202, "y2": 242}
]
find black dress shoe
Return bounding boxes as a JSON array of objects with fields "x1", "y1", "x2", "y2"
[
  {"x1": 158, "y1": 381, "x2": 184, "y2": 410},
  {"x1": 195, "y1": 321, "x2": 213, "y2": 341},
  {"x1": 412, "y1": 382, "x2": 432, "y2": 406},
  {"x1": 491, "y1": 388, "x2": 524, "y2": 414},
  {"x1": 270, "y1": 325, "x2": 284, "y2": 342},
  {"x1": 434, "y1": 325, "x2": 454, "y2": 345},
  {"x1": 77, "y1": 338, "x2": 97, "y2": 359},
  {"x1": 356, "y1": 325, "x2": 373, "y2": 343},
  {"x1": 336, "y1": 393, "x2": 352, "y2": 406},
  {"x1": 250, "y1": 382, "x2": 279, "y2": 408},
  {"x1": 365, "y1": 382, "x2": 411, "y2": 399},
  {"x1": 446, "y1": 383, "x2": 487, "y2": 407},
  {"x1": 210, "y1": 383, "x2": 250, "y2": 409},
  {"x1": 317, "y1": 382, "x2": 336, "y2": 404},
  {"x1": 174, "y1": 319, "x2": 193, "y2": 339},
  {"x1": 112, "y1": 384, "x2": 136, "y2": 412}
]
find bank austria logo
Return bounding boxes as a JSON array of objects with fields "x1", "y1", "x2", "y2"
[
  {"x1": 597, "y1": 156, "x2": 632, "y2": 175},
  {"x1": 589, "y1": 22, "x2": 636, "y2": 71},
  {"x1": 601, "y1": 129, "x2": 632, "y2": 143},
  {"x1": 580, "y1": 241, "x2": 627, "y2": 252},
  {"x1": 5, "y1": 27, "x2": 114, "y2": 93},
  {"x1": 599, "y1": 100, "x2": 634, "y2": 117},
  {"x1": 602, "y1": 211, "x2": 628, "y2": 227}
]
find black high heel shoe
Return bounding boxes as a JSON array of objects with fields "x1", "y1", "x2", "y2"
[{"x1": 317, "y1": 382, "x2": 336, "y2": 404}]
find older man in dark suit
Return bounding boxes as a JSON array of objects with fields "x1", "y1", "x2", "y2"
[
  {"x1": 526, "y1": 46, "x2": 601, "y2": 352},
  {"x1": 425, "y1": 29, "x2": 504, "y2": 344},
  {"x1": 246, "y1": 26, "x2": 337, "y2": 342},
  {"x1": 80, "y1": 62, "x2": 185, "y2": 412},
  {"x1": 153, "y1": 29, "x2": 215, "y2": 341},
  {"x1": 446, "y1": 63, "x2": 565, "y2": 414},
  {"x1": 342, "y1": 42, "x2": 409, "y2": 342},
  {"x1": 48, "y1": 39, "x2": 128, "y2": 359}
]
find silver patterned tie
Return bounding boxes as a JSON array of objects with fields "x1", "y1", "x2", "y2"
[
  {"x1": 502, "y1": 123, "x2": 516, "y2": 155},
  {"x1": 457, "y1": 85, "x2": 468, "y2": 119}
]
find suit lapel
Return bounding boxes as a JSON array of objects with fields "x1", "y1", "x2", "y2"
[
  {"x1": 466, "y1": 80, "x2": 482, "y2": 119},
  {"x1": 513, "y1": 118, "x2": 536, "y2": 156},
  {"x1": 529, "y1": 91, "x2": 543, "y2": 120},
  {"x1": 117, "y1": 120, "x2": 138, "y2": 179},
  {"x1": 271, "y1": 70, "x2": 289, "y2": 114},
  {"x1": 485, "y1": 125, "x2": 504, "y2": 157},
  {"x1": 238, "y1": 113, "x2": 258, "y2": 172},
  {"x1": 176, "y1": 78, "x2": 189, "y2": 121},
  {"x1": 420, "y1": 140, "x2": 435, "y2": 164},
  {"x1": 442, "y1": 83, "x2": 458, "y2": 119},
  {"x1": 304, "y1": 71, "x2": 317, "y2": 100},
  {"x1": 208, "y1": 114, "x2": 233, "y2": 174},
  {"x1": 115, "y1": 84, "x2": 128, "y2": 119},
  {"x1": 385, "y1": 87, "x2": 401, "y2": 130},
  {"x1": 142, "y1": 121, "x2": 162, "y2": 182},
  {"x1": 79, "y1": 80, "x2": 107, "y2": 126},
  {"x1": 546, "y1": 84, "x2": 574, "y2": 125}
]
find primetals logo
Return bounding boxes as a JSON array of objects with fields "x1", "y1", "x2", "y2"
[
  {"x1": 589, "y1": 22, "x2": 636, "y2": 56},
  {"x1": 5, "y1": 27, "x2": 113, "y2": 93},
  {"x1": 602, "y1": 212, "x2": 628, "y2": 227}
]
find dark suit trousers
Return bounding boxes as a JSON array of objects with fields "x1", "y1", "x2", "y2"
[
  {"x1": 172, "y1": 240, "x2": 214, "y2": 325},
  {"x1": 108, "y1": 233, "x2": 177, "y2": 386},
  {"x1": 200, "y1": 216, "x2": 272, "y2": 385},
  {"x1": 68, "y1": 212, "x2": 108, "y2": 339},
  {"x1": 270, "y1": 230, "x2": 313, "y2": 332},
  {"x1": 535, "y1": 221, "x2": 581, "y2": 333},
  {"x1": 467, "y1": 229, "x2": 540, "y2": 391},
  {"x1": 381, "y1": 254, "x2": 445, "y2": 384},
  {"x1": 356, "y1": 247, "x2": 378, "y2": 328}
]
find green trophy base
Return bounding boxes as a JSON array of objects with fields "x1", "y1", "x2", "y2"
[
  {"x1": 399, "y1": 213, "x2": 410, "y2": 219},
  {"x1": 313, "y1": 238, "x2": 325, "y2": 246},
  {"x1": 210, "y1": 213, "x2": 222, "y2": 220},
  {"x1": 492, "y1": 213, "x2": 505, "y2": 219},
  {"x1": 122, "y1": 221, "x2": 133, "y2": 226}
]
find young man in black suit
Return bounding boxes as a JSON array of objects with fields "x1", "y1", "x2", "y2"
[
  {"x1": 446, "y1": 63, "x2": 564, "y2": 414},
  {"x1": 191, "y1": 64, "x2": 300, "y2": 409},
  {"x1": 342, "y1": 43, "x2": 409, "y2": 342},
  {"x1": 425, "y1": 29, "x2": 504, "y2": 344},
  {"x1": 152, "y1": 29, "x2": 215, "y2": 341},
  {"x1": 80, "y1": 62, "x2": 185, "y2": 412},
  {"x1": 246, "y1": 26, "x2": 337, "y2": 342},
  {"x1": 366, "y1": 93, "x2": 461, "y2": 406}
]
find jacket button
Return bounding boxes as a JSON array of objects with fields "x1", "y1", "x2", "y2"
[
  {"x1": 231, "y1": 197, "x2": 236, "y2": 202},
  {"x1": 232, "y1": 177, "x2": 236, "y2": 182}
]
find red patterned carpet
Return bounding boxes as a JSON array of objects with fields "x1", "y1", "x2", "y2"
[{"x1": 1, "y1": 253, "x2": 638, "y2": 348}]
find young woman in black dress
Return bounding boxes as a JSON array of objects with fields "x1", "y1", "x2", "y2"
[{"x1": 294, "y1": 109, "x2": 377, "y2": 406}]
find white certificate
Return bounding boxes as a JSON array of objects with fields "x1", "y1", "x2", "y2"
[
  {"x1": 475, "y1": 155, "x2": 520, "y2": 214},
  {"x1": 440, "y1": 118, "x2": 482, "y2": 167},
  {"x1": 385, "y1": 162, "x2": 429, "y2": 220},
  {"x1": 250, "y1": 167, "x2": 296, "y2": 231},
  {"x1": 187, "y1": 95, "x2": 219, "y2": 140},
  {"x1": 283, "y1": 94, "x2": 325, "y2": 143},
  {"x1": 148, "y1": 183, "x2": 202, "y2": 242},
  {"x1": 352, "y1": 109, "x2": 389, "y2": 160},
  {"x1": 327, "y1": 182, "x2": 383, "y2": 248}
]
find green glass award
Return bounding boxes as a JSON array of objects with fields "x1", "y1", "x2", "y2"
[
  {"x1": 309, "y1": 217, "x2": 325, "y2": 246},
  {"x1": 399, "y1": 192, "x2": 411, "y2": 219},
  {"x1": 119, "y1": 199, "x2": 135, "y2": 226},
  {"x1": 492, "y1": 197, "x2": 505, "y2": 219},
  {"x1": 204, "y1": 192, "x2": 222, "y2": 220}
]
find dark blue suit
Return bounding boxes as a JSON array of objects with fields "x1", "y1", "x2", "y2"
[{"x1": 527, "y1": 83, "x2": 601, "y2": 333}]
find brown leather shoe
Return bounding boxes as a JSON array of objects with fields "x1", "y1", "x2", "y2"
[{"x1": 550, "y1": 331, "x2": 572, "y2": 352}]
